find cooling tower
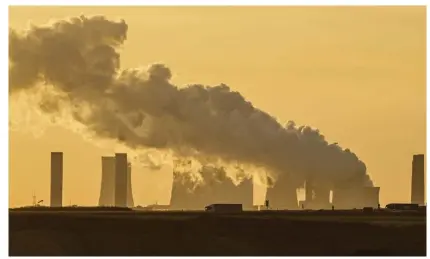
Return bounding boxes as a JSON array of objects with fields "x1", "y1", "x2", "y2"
[
  {"x1": 99, "y1": 156, "x2": 116, "y2": 206},
  {"x1": 411, "y1": 154, "x2": 425, "y2": 205},
  {"x1": 236, "y1": 178, "x2": 253, "y2": 210},
  {"x1": 333, "y1": 186, "x2": 380, "y2": 209},
  {"x1": 126, "y1": 162, "x2": 134, "y2": 207},
  {"x1": 50, "y1": 152, "x2": 63, "y2": 207},
  {"x1": 170, "y1": 169, "x2": 253, "y2": 210},
  {"x1": 362, "y1": 187, "x2": 380, "y2": 208},
  {"x1": 265, "y1": 175, "x2": 298, "y2": 209},
  {"x1": 114, "y1": 153, "x2": 128, "y2": 207},
  {"x1": 100, "y1": 155, "x2": 134, "y2": 207},
  {"x1": 332, "y1": 187, "x2": 361, "y2": 209},
  {"x1": 312, "y1": 187, "x2": 331, "y2": 209}
]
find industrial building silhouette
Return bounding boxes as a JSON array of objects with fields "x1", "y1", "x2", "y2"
[
  {"x1": 47, "y1": 152, "x2": 425, "y2": 210},
  {"x1": 99, "y1": 155, "x2": 134, "y2": 207},
  {"x1": 170, "y1": 169, "x2": 253, "y2": 210},
  {"x1": 50, "y1": 152, "x2": 63, "y2": 207}
]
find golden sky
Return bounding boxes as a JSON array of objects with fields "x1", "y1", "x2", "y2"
[{"x1": 8, "y1": 6, "x2": 426, "y2": 208}]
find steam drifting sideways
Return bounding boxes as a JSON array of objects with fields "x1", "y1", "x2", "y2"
[{"x1": 9, "y1": 15, "x2": 373, "y2": 189}]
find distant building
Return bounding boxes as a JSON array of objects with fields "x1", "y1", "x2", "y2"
[
  {"x1": 411, "y1": 154, "x2": 425, "y2": 205},
  {"x1": 205, "y1": 203, "x2": 242, "y2": 213},
  {"x1": 50, "y1": 152, "x2": 63, "y2": 207}
]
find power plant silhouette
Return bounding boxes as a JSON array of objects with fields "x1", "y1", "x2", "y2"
[
  {"x1": 47, "y1": 152, "x2": 425, "y2": 210},
  {"x1": 99, "y1": 155, "x2": 134, "y2": 207}
]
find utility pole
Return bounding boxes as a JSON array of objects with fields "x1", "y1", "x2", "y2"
[{"x1": 32, "y1": 191, "x2": 36, "y2": 207}]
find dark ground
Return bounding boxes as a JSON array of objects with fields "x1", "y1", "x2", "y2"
[{"x1": 9, "y1": 209, "x2": 426, "y2": 256}]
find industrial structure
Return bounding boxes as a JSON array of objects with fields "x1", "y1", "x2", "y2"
[
  {"x1": 265, "y1": 175, "x2": 298, "y2": 209},
  {"x1": 332, "y1": 186, "x2": 380, "y2": 209},
  {"x1": 115, "y1": 153, "x2": 128, "y2": 207},
  {"x1": 99, "y1": 156, "x2": 116, "y2": 206},
  {"x1": 411, "y1": 154, "x2": 425, "y2": 205},
  {"x1": 50, "y1": 152, "x2": 63, "y2": 207},
  {"x1": 170, "y1": 168, "x2": 253, "y2": 210},
  {"x1": 99, "y1": 155, "x2": 134, "y2": 207},
  {"x1": 45, "y1": 151, "x2": 395, "y2": 211}
]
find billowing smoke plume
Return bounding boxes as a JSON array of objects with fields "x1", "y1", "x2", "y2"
[{"x1": 9, "y1": 15, "x2": 373, "y2": 189}]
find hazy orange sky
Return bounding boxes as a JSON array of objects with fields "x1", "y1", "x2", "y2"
[{"x1": 9, "y1": 6, "x2": 426, "y2": 208}]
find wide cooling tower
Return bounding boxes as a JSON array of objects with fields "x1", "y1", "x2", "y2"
[
  {"x1": 332, "y1": 186, "x2": 380, "y2": 209},
  {"x1": 265, "y1": 175, "x2": 298, "y2": 210},
  {"x1": 170, "y1": 172, "x2": 253, "y2": 210},
  {"x1": 311, "y1": 187, "x2": 331, "y2": 209},
  {"x1": 99, "y1": 156, "x2": 134, "y2": 207}
]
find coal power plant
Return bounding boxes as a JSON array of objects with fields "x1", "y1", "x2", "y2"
[
  {"x1": 44, "y1": 152, "x2": 429, "y2": 212},
  {"x1": 13, "y1": 15, "x2": 387, "y2": 211},
  {"x1": 10, "y1": 15, "x2": 424, "y2": 212}
]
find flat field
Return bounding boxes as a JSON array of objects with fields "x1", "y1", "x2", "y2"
[{"x1": 9, "y1": 208, "x2": 426, "y2": 256}]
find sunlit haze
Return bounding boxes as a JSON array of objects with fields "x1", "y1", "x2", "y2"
[{"x1": 9, "y1": 6, "x2": 426, "y2": 208}]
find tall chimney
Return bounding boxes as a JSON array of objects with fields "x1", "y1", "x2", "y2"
[
  {"x1": 99, "y1": 156, "x2": 116, "y2": 206},
  {"x1": 115, "y1": 153, "x2": 128, "y2": 207},
  {"x1": 50, "y1": 152, "x2": 63, "y2": 207},
  {"x1": 411, "y1": 154, "x2": 425, "y2": 205}
]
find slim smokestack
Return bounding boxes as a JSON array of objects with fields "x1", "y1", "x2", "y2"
[
  {"x1": 99, "y1": 156, "x2": 116, "y2": 206},
  {"x1": 50, "y1": 152, "x2": 63, "y2": 207},
  {"x1": 411, "y1": 154, "x2": 425, "y2": 205},
  {"x1": 115, "y1": 153, "x2": 128, "y2": 207}
]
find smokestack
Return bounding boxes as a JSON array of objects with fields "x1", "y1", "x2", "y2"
[
  {"x1": 411, "y1": 154, "x2": 425, "y2": 205},
  {"x1": 99, "y1": 156, "x2": 116, "y2": 206},
  {"x1": 114, "y1": 153, "x2": 128, "y2": 207},
  {"x1": 50, "y1": 152, "x2": 63, "y2": 207}
]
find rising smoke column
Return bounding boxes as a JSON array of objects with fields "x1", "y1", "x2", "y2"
[{"x1": 9, "y1": 15, "x2": 373, "y2": 189}]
